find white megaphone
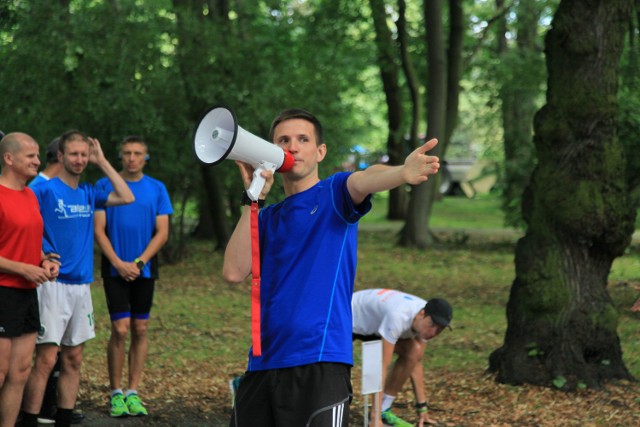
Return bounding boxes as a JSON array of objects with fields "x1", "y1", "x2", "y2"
[{"x1": 193, "y1": 105, "x2": 295, "y2": 201}]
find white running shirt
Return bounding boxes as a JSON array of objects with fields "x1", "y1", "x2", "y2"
[{"x1": 352, "y1": 288, "x2": 426, "y2": 344}]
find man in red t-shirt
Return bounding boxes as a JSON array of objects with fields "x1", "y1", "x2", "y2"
[{"x1": 0, "y1": 132, "x2": 59, "y2": 427}]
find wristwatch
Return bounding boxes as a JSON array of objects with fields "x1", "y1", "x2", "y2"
[{"x1": 134, "y1": 258, "x2": 145, "y2": 270}]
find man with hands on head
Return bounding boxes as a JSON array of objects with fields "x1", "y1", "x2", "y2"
[
  {"x1": 0, "y1": 132, "x2": 60, "y2": 427},
  {"x1": 223, "y1": 108, "x2": 440, "y2": 427},
  {"x1": 21, "y1": 130, "x2": 134, "y2": 427}
]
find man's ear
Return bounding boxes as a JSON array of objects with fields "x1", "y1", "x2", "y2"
[{"x1": 316, "y1": 143, "x2": 327, "y2": 162}]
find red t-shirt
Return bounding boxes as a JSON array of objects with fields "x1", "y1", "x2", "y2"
[{"x1": 0, "y1": 184, "x2": 43, "y2": 289}]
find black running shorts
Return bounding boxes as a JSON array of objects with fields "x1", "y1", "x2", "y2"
[
  {"x1": 230, "y1": 362, "x2": 352, "y2": 427},
  {"x1": 0, "y1": 286, "x2": 39, "y2": 338},
  {"x1": 103, "y1": 276, "x2": 155, "y2": 321}
]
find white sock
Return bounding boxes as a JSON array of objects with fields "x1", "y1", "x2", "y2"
[
  {"x1": 125, "y1": 389, "x2": 138, "y2": 397},
  {"x1": 111, "y1": 389, "x2": 124, "y2": 397},
  {"x1": 381, "y1": 393, "x2": 395, "y2": 412}
]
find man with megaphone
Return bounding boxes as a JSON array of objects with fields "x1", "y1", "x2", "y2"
[{"x1": 222, "y1": 108, "x2": 440, "y2": 427}]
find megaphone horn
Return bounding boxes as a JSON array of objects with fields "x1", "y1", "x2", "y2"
[{"x1": 193, "y1": 105, "x2": 294, "y2": 201}]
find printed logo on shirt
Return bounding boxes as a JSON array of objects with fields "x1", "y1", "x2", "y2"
[{"x1": 54, "y1": 199, "x2": 91, "y2": 219}]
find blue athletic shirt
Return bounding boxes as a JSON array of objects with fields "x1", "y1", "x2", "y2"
[
  {"x1": 248, "y1": 171, "x2": 372, "y2": 371},
  {"x1": 95, "y1": 175, "x2": 173, "y2": 279},
  {"x1": 32, "y1": 177, "x2": 110, "y2": 284}
]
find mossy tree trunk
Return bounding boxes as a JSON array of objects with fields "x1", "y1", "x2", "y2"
[{"x1": 489, "y1": 0, "x2": 636, "y2": 389}]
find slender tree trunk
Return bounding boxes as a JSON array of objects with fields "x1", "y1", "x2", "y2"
[
  {"x1": 498, "y1": 0, "x2": 541, "y2": 228},
  {"x1": 489, "y1": 0, "x2": 635, "y2": 389},
  {"x1": 173, "y1": 0, "x2": 232, "y2": 247},
  {"x1": 370, "y1": 0, "x2": 407, "y2": 220},
  {"x1": 400, "y1": 0, "x2": 447, "y2": 247},
  {"x1": 398, "y1": 0, "x2": 421, "y2": 159},
  {"x1": 444, "y1": 0, "x2": 463, "y2": 148}
]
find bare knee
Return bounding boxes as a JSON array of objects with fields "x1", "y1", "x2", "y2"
[
  {"x1": 131, "y1": 319, "x2": 148, "y2": 340},
  {"x1": 394, "y1": 339, "x2": 424, "y2": 365},
  {"x1": 61, "y1": 347, "x2": 84, "y2": 373},
  {"x1": 34, "y1": 346, "x2": 60, "y2": 374},
  {"x1": 111, "y1": 319, "x2": 131, "y2": 341}
]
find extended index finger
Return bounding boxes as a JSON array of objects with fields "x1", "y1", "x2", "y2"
[{"x1": 417, "y1": 138, "x2": 439, "y2": 155}]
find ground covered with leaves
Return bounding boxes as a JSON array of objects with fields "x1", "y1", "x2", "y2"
[
  {"x1": 76, "y1": 364, "x2": 639, "y2": 426},
  {"x1": 74, "y1": 221, "x2": 640, "y2": 426}
]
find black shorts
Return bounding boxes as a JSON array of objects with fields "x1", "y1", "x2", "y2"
[
  {"x1": 230, "y1": 362, "x2": 352, "y2": 427},
  {"x1": 0, "y1": 286, "x2": 40, "y2": 338},
  {"x1": 103, "y1": 277, "x2": 155, "y2": 321},
  {"x1": 352, "y1": 333, "x2": 381, "y2": 342}
]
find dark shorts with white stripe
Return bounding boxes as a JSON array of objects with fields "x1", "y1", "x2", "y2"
[{"x1": 229, "y1": 362, "x2": 352, "y2": 427}]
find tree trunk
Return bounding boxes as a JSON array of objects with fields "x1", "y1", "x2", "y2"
[
  {"x1": 498, "y1": 0, "x2": 542, "y2": 228},
  {"x1": 489, "y1": 0, "x2": 636, "y2": 390},
  {"x1": 172, "y1": 0, "x2": 232, "y2": 248},
  {"x1": 444, "y1": 0, "x2": 463, "y2": 148},
  {"x1": 400, "y1": 0, "x2": 447, "y2": 248},
  {"x1": 398, "y1": 0, "x2": 421, "y2": 156},
  {"x1": 370, "y1": 0, "x2": 407, "y2": 220}
]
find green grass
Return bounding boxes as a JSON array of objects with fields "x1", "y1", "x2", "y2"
[
  {"x1": 85, "y1": 193, "x2": 640, "y2": 395},
  {"x1": 77, "y1": 193, "x2": 640, "y2": 425},
  {"x1": 362, "y1": 192, "x2": 509, "y2": 229}
]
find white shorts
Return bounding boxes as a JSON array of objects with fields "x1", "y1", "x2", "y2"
[{"x1": 36, "y1": 281, "x2": 95, "y2": 347}]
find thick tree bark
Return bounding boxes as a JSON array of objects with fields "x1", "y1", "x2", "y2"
[
  {"x1": 369, "y1": 0, "x2": 407, "y2": 220},
  {"x1": 489, "y1": 0, "x2": 635, "y2": 389}
]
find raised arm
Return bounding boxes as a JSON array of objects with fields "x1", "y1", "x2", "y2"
[
  {"x1": 88, "y1": 137, "x2": 134, "y2": 206},
  {"x1": 347, "y1": 138, "x2": 440, "y2": 205}
]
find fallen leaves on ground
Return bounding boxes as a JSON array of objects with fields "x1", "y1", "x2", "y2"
[{"x1": 79, "y1": 361, "x2": 639, "y2": 426}]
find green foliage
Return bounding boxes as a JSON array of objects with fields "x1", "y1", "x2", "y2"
[
  {"x1": 552, "y1": 375, "x2": 567, "y2": 389},
  {"x1": 527, "y1": 342, "x2": 544, "y2": 357}
]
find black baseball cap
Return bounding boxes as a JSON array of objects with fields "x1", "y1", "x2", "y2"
[{"x1": 424, "y1": 298, "x2": 453, "y2": 329}]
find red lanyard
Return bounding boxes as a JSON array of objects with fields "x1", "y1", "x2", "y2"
[{"x1": 250, "y1": 202, "x2": 262, "y2": 356}]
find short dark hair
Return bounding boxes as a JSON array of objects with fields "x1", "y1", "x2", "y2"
[
  {"x1": 119, "y1": 135, "x2": 148, "y2": 151},
  {"x1": 269, "y1": 109, "x2": 324, "y2": 146},
  {"x1": 45, "y1": 137, "x2": 61, "y2": 164},
  {"x1": 58, "y1": 130, "x2": 89, "y2": 154}
]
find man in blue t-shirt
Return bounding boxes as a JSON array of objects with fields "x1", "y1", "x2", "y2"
[
  {"x1": 21, "y1": 130, "x2": 134, "y2": 427},
  {"x1": 28, "y1": 136, "x2": 62, "y2": 189},
  {"x1": 223, "y1": 109, "x2": 441, "y2": 427},
  {"x1": 94, "y1": 135, "x2": 173, "y2": 418}
]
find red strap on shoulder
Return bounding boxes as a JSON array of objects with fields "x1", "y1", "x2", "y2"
[{"x1": 250, "y1": 202, "x2": 262, "y2": 357}]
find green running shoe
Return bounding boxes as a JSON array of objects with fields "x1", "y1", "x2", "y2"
[
  {"x1": 109, "y1": 393, "x2": 130, "y2": 417},
  {"x1": 381, "y1": 408, "x2": 413, "y2": 427},
  {"x1": 125, "y1": 394, "x2": 148, "y2": 416}
]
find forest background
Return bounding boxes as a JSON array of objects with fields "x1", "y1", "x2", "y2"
[{"x1": 2, "y1": 0, "x2": 640, "y2": 425}]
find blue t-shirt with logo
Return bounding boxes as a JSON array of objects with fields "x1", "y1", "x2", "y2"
[
  {"x1": 247, "y1": 172, "x2": 372, "y2": 371},
  {"x1": 32, "y1": 177, "x2": 109, "y2": 284}
]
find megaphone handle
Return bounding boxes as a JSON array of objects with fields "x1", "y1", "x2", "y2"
[
  {"x1": 246, "y1": 173, "x2": 266, "y2": 202},
  {"x1": 246, "y1": 163, "x2": 276, "y2": 201}
]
